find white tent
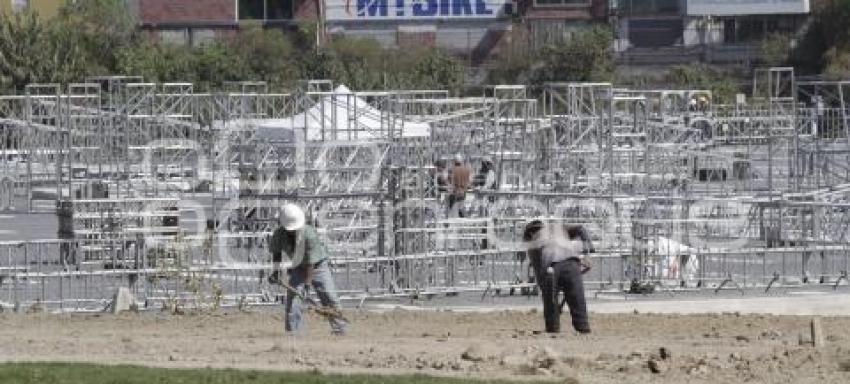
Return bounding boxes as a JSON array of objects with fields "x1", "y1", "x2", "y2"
[{"x1": 222, "y1": 85, "x2": 431, "y2": 141}]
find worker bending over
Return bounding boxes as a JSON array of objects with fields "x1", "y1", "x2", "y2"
[
  {"x1": 523, "y1": 220, "x2": 593, "y2": 334},
  {"x1": 269, "y1": 203, "x2": 349, "y2": 335}
]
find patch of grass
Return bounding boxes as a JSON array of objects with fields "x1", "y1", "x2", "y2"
[{"x1": 0, "y1": 363, "x2": 542, "y2": 384}]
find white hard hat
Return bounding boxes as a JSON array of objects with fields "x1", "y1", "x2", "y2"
[
  {"x1": 482, "y1": 156, "x2": 493, "y2": 163},
  {"x1": 280, "y1": 203, "x2": 306, "y2": 231},
  {"x1": 454, "y1": 154, "x2": 463, "y2": 163}
]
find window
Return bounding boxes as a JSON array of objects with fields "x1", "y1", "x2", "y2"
[
  {"x1": 724, "y1": 19, "x2": 736, "y2": 44},
  {"x1": 267, "y1": 0, "x2": 294, "y2": 19},
  {"x1": 534, "y1": 0, "x2": 589, "y2": 6},
  {"x1": 11, "y1": 0, "x2": 28, "y2": 13},
  {"x1": 238, "y1": 0, "x2": 294, "y2": 20},
  {"x1": 628, "y1": 18, "x2": 683, "y2": 47},
  {"x1": 239, "y1": 0, "x2": 265, "y2": 20},
  {"x1": 617, "y1": 0, "x2": 681, "y2": 15}
]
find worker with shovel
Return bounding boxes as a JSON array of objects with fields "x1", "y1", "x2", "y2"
[
  {"x1": 269, "y1": 203, "x2": 349, "y2": 335},
  {"x1": 522, "y1": 220, "x2": 593, "y2": 334}
]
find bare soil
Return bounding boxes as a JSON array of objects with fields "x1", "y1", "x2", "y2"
[{"x1": 1, "y1": 309, "x2": 849, "y2": 383}]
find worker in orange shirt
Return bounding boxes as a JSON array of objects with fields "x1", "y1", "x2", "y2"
[{"x1": 447, "y1": 154, "x2": 472, "y2": 218}]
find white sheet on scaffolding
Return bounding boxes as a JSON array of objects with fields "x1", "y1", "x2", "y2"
[
  {"x1": 218, "y1": 85, "x2": 431, "y2": 141},
  {"x1": 646, "y1": 237, "x2": 700, "y2": 282}
]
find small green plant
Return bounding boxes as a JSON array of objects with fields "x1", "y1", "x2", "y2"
[{"x1": 146, "y1": 234, "x2": 223, "y2": 314}]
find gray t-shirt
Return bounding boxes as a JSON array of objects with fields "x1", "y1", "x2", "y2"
[{"x1": 540, "y1": 239, "x2": 584, "y2": 266}]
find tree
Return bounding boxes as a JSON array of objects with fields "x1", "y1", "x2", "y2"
[
  {"x1": 0, "y1": 2, "x2": 467, "y2": 93},
  {"x1": 0, "y1": 11, "x2": 47, "y2": 92},
  {"x1": 664, "y1": 65, "x2": 741, "y2": 104},
  {"x1": 823, "y1": 48, "x2": 850, "y2": 80},
  {"x1": 298, "y1": 36, "x2": 466, "y2": 92},
  {"x1": 193, "y1": 43, "x2": 253, "y2": 90},
  {"x1": 486, "y1": 48, "x2": 534, "y2": 86},
  {"x1": 323, "y1": 37, "x2": 386, "y2": 90},
  {"x1": 405, "y1": 48, "x2": 465, "y2": 92},
  {"x1": 532, "y1": 25, "x2": 614, "y2": 84},
  {"x1": 115, "y1": 43, "x2": 199, "y2": 84},
  {"x1": 55, "y1": 0, "x2": 137, "y2": 75},
  {"x1": 760, "y1": 33, "x2": 791, "y2": 67},
  {"x1": 812, "y1": 0, "x2": 850, "y2": 51},
  {"x1": 0, "y1": 11, "x2": 89, "y2": 92},
  {"x1": 227, "y1": 26, "x2": 298, "y2": 89},
  {"x1": 487, "y1": 25, "x2": 614, "y2": 86},
  {"x1": 792, "y1": 0, "x2": 850, "y2": 75}
]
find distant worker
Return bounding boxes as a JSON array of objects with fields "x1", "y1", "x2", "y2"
[
  {"x1": 430, "y1": 159, "x2": 448, "y2": 197},
  {"x1": 448, "y1": 154, "x2": 472, "y2": 218},
  {"x1": 474, "y1": 156, "x2": 497, "y2": 191},
  {"x1": 697, "y1": 95, "x2": 710, "y2": 112},
  {"x1": 523, "y1": 220, "x2": 593, "y2": 334},
  {"x1": 269, "y1": 203, "x2": 348, "y2": 335}
]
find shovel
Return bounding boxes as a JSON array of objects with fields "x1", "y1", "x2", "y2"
[{"x1": 277, "y1": 279, "x2": 350, "y2": 323}]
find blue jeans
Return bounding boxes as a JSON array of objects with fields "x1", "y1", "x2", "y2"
[{"x1": 285, "y1": 262, "x2": 349, "y2": 335}]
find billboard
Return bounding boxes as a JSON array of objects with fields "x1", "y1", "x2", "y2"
[
  {"x1": 687, "y1": 0, "x2": 810, "y2": 16},
  {"x1": 325, "y1": 0, "x2": 514, "y2": 21}
]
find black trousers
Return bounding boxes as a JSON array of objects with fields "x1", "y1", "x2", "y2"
[
  {"x1": 447, "y1": 193, "x2": 465, "y2": 218},
  {"x1": 537, "y1": 259, "x2": 589, "y2": 333}
]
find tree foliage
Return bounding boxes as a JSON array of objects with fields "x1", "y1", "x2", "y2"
[
  {"x1": 823, "y1": 48, "x2": 850, "y2": 80},
  {"x1": 115, "y1": 27, "x2": 295, "y2": 91},
  {"x1": 664, "y1": 65, "x2": 740, "y2": 104},
  {"x1": 488, "y1": 25, "x2": 614, "y2": 85},
  {"x1": 56, "y1": 0, "x2": 136, "y2": 73},
  {"x1": 0, "y1": 11, "x2": 91, "y2": 92},
  {"x1": 760, "y1": 33, "x2": 791, "y2": 67},
  {"x1": 228, "y1": 26, "x2": 298, "y2": 87},
  {"x1": 0, "y1": 2, "x2": 465, "y2": 93},
  {"x1": 811, "y1": 0, "x2": 850, "y2": 79},
  {"x1": 115, "y1": 42, "x2": 201, "y2": 85},
  {"x1": 0, "y1": 0, "x2": 568, "y2": 94},
  {"x1": 532, "y1": 25, "x2": 614, "y2": 84},
  {"x1": 793, "y1": 0, "x2": 850, "y2": 75},
  {"x1": 306, "y1": 37, "x2": 465, "y2": 92},
  {"x1": 0, "y1": 11, "x2": 49, "y2": 91}
]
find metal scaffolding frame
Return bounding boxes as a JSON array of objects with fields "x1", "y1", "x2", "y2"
[{"x1": 1, "y1": 68, "x2": 850, "y2": 311}]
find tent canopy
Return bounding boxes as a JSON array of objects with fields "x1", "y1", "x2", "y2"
[{"x1": 222, "y1": 85, "x2": 431, "y2": 141}]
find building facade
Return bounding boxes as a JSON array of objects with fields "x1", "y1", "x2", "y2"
[
  {"x1": 683, "y1": 0, "x2": 810, "y2": 47},
  {"x1": 131, "y1": 0, "x2": 607, "y2": 61},
  {"x1": 131, "y1": 0, "x2": 319, "y2": 46},
  {"x1": 324, "y1": 0, "x2": 608, "y2": 63},
  {"x1": 614, "y1": 0, "x2": 811, "y2": 66}
]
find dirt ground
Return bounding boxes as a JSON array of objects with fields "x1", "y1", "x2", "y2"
[{"x1": 1, "y1": 309, "x2": 849, "y2": 384}]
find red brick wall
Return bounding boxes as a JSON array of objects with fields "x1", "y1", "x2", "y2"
[
  {"x1": 398, "y1": 31, "x2": 437, "y2": 50},
  {"x1": 590, "y1": 0, "x2": 608, "y2": 19},
  {"x1": 294, "y1": 0, "x2": 319, "y2": 21},
  {"x1": 139, "y1": 0, "x2": 236, "y2": 24}
]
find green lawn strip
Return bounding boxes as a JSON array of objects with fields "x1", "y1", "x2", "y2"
[{"x1": 0, "y1": 363, "x2": 549, "y2": 384}]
